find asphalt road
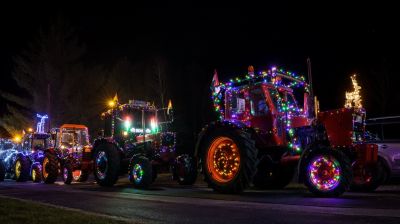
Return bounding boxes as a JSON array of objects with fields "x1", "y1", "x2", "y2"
[{"x1": 1, "y1": 175, "x2": 400, "y2": 224}]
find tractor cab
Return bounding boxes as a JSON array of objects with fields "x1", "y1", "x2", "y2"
[
  {"x1": 21, "y1": 132, "x2": 51, "y2": 154},
  {"x1": 102, "y1": 99, "x2": 174, "y2": 147},
  {"x1": 51, "y1": 124, "x2": 91, "y2": 156},
  {"x1": 213, "y1": 67, "x2": 312, "y2": 149}
]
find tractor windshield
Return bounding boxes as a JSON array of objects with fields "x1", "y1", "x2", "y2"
[
  {"x1": 61, "y1": 129, "x2": 89, "y2": 147},
  {"x1": 250, "y1": 87, "x2": 269, "y2": 117},
  {"x1": 119, "y1": 109, "x2": 159, "y2": 135}
]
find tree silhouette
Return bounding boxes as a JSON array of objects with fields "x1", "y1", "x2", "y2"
[{"x1": 0, "y1": 17, "x2": 87, "y2": 135}]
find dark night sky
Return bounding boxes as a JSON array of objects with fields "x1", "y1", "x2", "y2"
[{"x1": 1, "y1": 6, "x2": 399, "y2": 136}]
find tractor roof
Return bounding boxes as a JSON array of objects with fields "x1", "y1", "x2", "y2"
[
  {"x1": 102, "y1": 99, "x2": 157, "y2": 117},
  {"x1": 213, "y1": 66, "x2": 309, "y2": 92},
  {"x1": 60, "y1": 124, "x2": 88, "y2": 130}
]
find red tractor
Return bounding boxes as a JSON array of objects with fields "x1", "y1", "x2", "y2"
[
  {"x1": 46, "y1": 124, "x2": 93, "y2": 184},
  {"x1": 194, "y1": 66, "x2": 381, "y2": 196}
]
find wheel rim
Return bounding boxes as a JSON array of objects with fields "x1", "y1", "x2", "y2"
[
  {"x1": 42, "y1": 157, "x2": 50, "y2": 179},
  {"x1": 207, "y1": 137, "x2": 241, "y2": 183},
  {"x1": 96, "y1": 151, "x2": 108, "y2": 180},
  {"x1": 15, "y1": 160, "x2": 21, "y2": 178},
  {"x1": 63, "y1": 167, "x2": 69, "y2": 180},
  {"x1": 308, "y1": 156, "x2": 341, "y2": 191},
  {"x1": 32, "y1": 169, "x2": 36, "y2": 181},
  {"x1": 73, "y1": 170, "x2": 82, "y2": 181},
  {"x1": 132, "y1": 164, "x2": 144, "y2": 184}
]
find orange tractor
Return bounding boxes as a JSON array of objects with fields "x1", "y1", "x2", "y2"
[{"x1": 43, "y1": 124, "x2": 93, "y2": 184}]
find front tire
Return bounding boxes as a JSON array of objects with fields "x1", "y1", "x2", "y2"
[
  {"x1": 303, "y1": 146, "x2": 352, "y2": 197},
  {"x1": 93, "y1": 143, "x2": 120, "y2": 187},
  {"x1": 42, "y1": 152, "x2": 59, "y2": 184},
  {"x1": 14, "y1": 155, "x2": 30, "y2": 182},
  {"x1": 129, "y1": 156, "x2": 152, "y2": 189},
  {"x1": 31, "y1": 163, "x2": 42, "y2": 183},
  {"x1": 200, "y1": 127, "x2": 257, "y2": 194}
]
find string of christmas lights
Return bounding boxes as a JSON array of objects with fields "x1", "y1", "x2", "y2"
[{"x1": 211, "y1": 66, "x2": 308, "y2": 152}]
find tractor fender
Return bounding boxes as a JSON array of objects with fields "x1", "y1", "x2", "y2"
[
  {"x1": 93, "y1": 137, "x2": 124, "y2": 157},
  {"x1": 194, "y1": 120, "x2": 253, "y2": 158}
]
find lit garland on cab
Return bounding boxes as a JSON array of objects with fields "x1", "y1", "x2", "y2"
[{"x1": 211, "y1": 66, "x2": 309, "y2": 153}]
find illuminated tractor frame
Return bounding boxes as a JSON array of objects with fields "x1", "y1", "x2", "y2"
[
  {"x1": 2, "y1": 131, "x2": 56, "y2": 183},
  {"x1": 93, "y1": 99, "x2": 196, "y2": 188},
  {"x1": 48, "y1": 124, "x2": 93, "y2": 184},
  {"x1": 0, "y1": 139, "x2": 20, "y2": 181},
  {"x1": 194, "y1": 66, "x2": 381, "y2": 196}
]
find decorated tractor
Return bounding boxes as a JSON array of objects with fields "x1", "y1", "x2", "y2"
[
  {"x1": 194, "y1": 66, "x2": 381, "y2": 196},
  {"x1": 47, "y1": 124, "x2": 93, "y2": 184},
  {"x1": 93, "y1": 99, "x2": 196, "y2": 188},
  {"x1": 0, "y1": 115, "x2": 55, "y2": 183}
]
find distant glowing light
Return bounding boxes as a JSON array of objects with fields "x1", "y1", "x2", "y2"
[
  {"x1": 108, "y1": 100, "x2": 115, "y2": 107},
  {"x1": 124, "y1": 117, "x2": 132, "y2": 130},
  {"x1": 150, "y1": 117, "x2": 158, "y2": 133},
  {"x1": 13, "y1": 135, "x2": 21, "y2": 143}
]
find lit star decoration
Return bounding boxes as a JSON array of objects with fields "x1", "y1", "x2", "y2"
[
  {"x1": 345, "y1": 74, "x2": 362, "y2": 109},
  {"x1": 211, "y1": 66, "x2": 309, "y2": 152}
]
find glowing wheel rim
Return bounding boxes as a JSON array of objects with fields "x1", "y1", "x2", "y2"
[
  {"x1": 42, "y1": 158, "x2": 49, "y2": 179},
  {"x1": 96, "y1": 151, "x2": 108, "y2": 180},
  {"x1": 15, "y1": 160, "x2": 21, "y2": 178},
  {"x1": 32, "y1": 169, "x2": 37, "y2": 181},
  {"x1": 207, "y1": 137, "x2": 241, "y2": 183},
  {"x1": 132, "y1": 164, "x2": 144, "y2": 184},
  {"x1": 308, "y1": 156, "x2": 341, "y2": 191}
]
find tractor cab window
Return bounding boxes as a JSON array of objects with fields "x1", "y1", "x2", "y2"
[
  {"x1": 286, "y1": 92, "x2": 299, "y2": 114},
  {"x1": 61, "y1": 129, "x2": 89, "y2": 147},
  {"x1": 31, "y1": 138, "x2": 48, "y2": 151},
  {"x1": 226, "y1": 88, "x2": 248, "y2": 121},
  {"x1": 250, "y1": 87, "x2": 269, "y2": 116}
]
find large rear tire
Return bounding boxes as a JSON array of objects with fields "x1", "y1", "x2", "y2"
[
  {"x1": 303, "y1": 146, "x2": 352, "y2": 197},
  {"x1": 129, "y1": 155, "x2": 152, "y2": 189},
  {"x1": 200, "y1": 127, "x2": 257, "y2": 194},
  {"x1": 14, "y1": 155, "x2": 30, "y2": 182},
  {"x1": 42, "y1": 152, "x2": 59, "y2": 184},
  {"x1": 93, "y1": 143, "x2": 120, "y2": 187},
  {"x1": 253, "y1": 156, "x2": 295, "y2": 189}
]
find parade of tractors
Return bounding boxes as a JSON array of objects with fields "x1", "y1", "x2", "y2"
[{"x1": 0, "y1": 65, "x2": 386, "y2": 197}]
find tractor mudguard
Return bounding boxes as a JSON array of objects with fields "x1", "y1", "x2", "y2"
[{"x1": 194, "y1": 120, "x2": 251, "y2": 158}]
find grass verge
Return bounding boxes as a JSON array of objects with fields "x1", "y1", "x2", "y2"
[{"x1": 0, "y1": 197, "x2": 130, "y2": 224}]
